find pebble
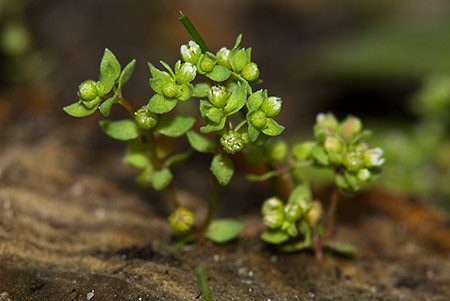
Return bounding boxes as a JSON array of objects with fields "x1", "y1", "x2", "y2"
[{"x1": 87, "y1": 290, "x2": 94, "y2": 300}]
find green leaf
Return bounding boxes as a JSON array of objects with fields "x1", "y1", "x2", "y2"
[
  {"x1": 205, "y1": 65, "x2": 232, "y2": 82},
  {"x1": 224, "y1": 83, "x2": 247, "y2": 115},
  {"x1": 99, "y1": 119, "x2": 141, "y2": 141},
  {"x1": 186, "y1": 131, "x2": 217, "y2": 153},
  {"x1": 98, "y1": 95, "x2": 117, "y2": 117},
  {"x1": 205, "y1": 107, "x2": 224, "y2": 124},
  {"x1": 99, "y1": 48, "x2": 121, "y2": 95},
  {"x1": 117, "y1": 59, "x2": 136, "y2": 92},
  {"x1": 63, "y1": 101, "x2": 98, "y2": 117},
  {"x1": 200, "y1": 117, "x2": 226, "y2": 134},
  {"x1": 124, "y1": 138, "x2": 150, "y2": 169},
  {"x1": 245, "y1": 170, "x2": 278, "y2": 182},
  {"x1": 177, "y1": 83, "x2": 193, "y2": 101},
  {"x1": 152, "y1": 168, "x2": 173, "y2": 191},
  {"x1": 206, "y1": 219, "x2": 244, "y2": 243},
  {"x1": 247, "y1": 122, "x2": 260, "y2": 142},
  {"x1": 335, "y1": 174, "x2": 351, "y2": 191},
  {"x1": 262, "y1": 119, "x2": 285, "y2": 136},
  {"x1": 147, "y1": 94, "x2": 177, "y2": 114},
  {"x1": 324, "y1": 241, "x2": 358, "y2": 255},
  {"x1": 148, "y1": 62, "x2": 172, "y2": 94},
  {"x1": 293, "y1": 141, "x2": 316, "y2": 161},
  {"x1": 232, "y1": 34, "x2": 242, "y2": 51},
  {"x1": 312, "y1": 145, "x2": 329, "y2": 165},
  {"x1": 211, "y1": 154, "x2": 234, "y2": 185},
  {"x1": 288, "y1": 184, "x2": 312, "y2": 205},
  {"x1": 193, "y1": 82, "x2": 211, "y2": 97},
  {"x1": 159, "y1": 60, "x2": 175, "y2": 78},
  {"x1": 260, "y1": 229, "x2": 289, "y2": 244},
  {"x1": 137, "y1": 167, "x2": 153, "y2": 186},
  {"x1": 156, "y1": 115, "x2": 195, "y2": 137},
  {"x1": 247, "y1": 90, "x2": 264, "y2": 112},
  {"x1": 165, "y1": 150, "x2": 193, "y2": 167}
]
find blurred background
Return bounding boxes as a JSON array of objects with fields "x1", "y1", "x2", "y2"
[{"x1": 1, "y1": 0, "x2": 450, "y2": 211}]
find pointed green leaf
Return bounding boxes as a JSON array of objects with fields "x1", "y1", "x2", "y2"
[
  {"x1": 152, "y1": 168, "x2": 173, "y2": 191},
  {"x1": 200, "y1": 116, "x2": 226, "y2": 134},
  {"x1": 165, "y1": 150, "x2": 193, "y2": 167},
  {"x1": 148, "y1": 62, "x2": 172, "y2": 94},
  {"x1": 99, "y1": 48, "x2": 121, "y2": 95},
  {"x1": 247, "y1": 122, "x2": 260, "y2": 142},
  {"x1": 247, "y1": 90, "x2": 264, "y2": 112},
  {"x1": 205, "y1": 107, "x2": 224, "y2": 124},
  {"x1": 288, "y1": 184, "x2": 313, "y2": 205},
  {"x1": 63, "y1": 101, "x2": 98, "y2": 117},
  {"x1": 124, "y1": 138, "x2": 150, "y2": 169},
  {"x1": 156, "y1": 115, "x2": 195, "y2": 137},
  {"x1": 159, "y1": 60, "x2": 175, "y2": 78},
  {"x1": 147, "y1": 94, "x2": 177, "y2": 114},
  {"x1": 99, "y1": 119, "x2": 141, "y2": 141},
  {"x1": 99, "y1": 95, "x2": 117, "y2": 117},
  {"x1": 312, "y1": 145, "x2": 329, "y2": 165},
  {"x1": 205, "y1": 65, "x2": 232, "y2": 82},
  {"x1": 186, "y1": 131, "x2": 217, "y2": 153},
  {"x1": 206, "y1": 219, "x2": 243, "y2": 243},
  {"x1": 211, "y1": 154, "x2": 234, "y2": 185},
  {"x1": 193, "y1": 82, "x2": 211, "y2": 97},
  {"x1": 260, "y1": 229, "x2": 289, "y2": 245},
  {"x1": 324, "y1": 241, "x2": 358, "y2": 254},
  {"x1": 224, "y1": 83, "x2": 247, "y2": 116},
  {"x1": 262, "y1": 119, "x2": 285, "y2": 136},
  {"x1": 117, "y1": 59, "x2": 136, "y2": 92},
  {"x1": 137, "y1": 167, "x2": 154, "y2": 186},
  {"x1": 177, "y1": 83, "x2": 193, "y2": 101},
  {"x1": 233, "y1": 34, "x2": 242, "y2": 51}
]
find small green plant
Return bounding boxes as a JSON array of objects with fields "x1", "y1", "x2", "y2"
[{"x1": 63, "y1": 13, "x2": 384, "y2": 255}]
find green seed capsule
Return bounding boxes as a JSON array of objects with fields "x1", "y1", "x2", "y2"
[
  {"x1": 266, "y1": 139, "x2": 288, "y2": 162},
  {"x1": 78, "y1": 80, "x2": 98, "y2": 101},
  {"x1": 261, "y1": 197, "x2": 284, "y2": 216},
  {"x1": 220, "y1": 131, "x2": 244, "y2": 154},
  {"x1": 162, "y1": 81, "x2": 179, "y2": 98},
  {"x1": 261, "y1": 96, "x2": 282, "y2": 117},
  {"x1": 134, "y1": 106, "x2": 159, "y2": 130},
  {"x1": 250, "y1": 110, "x2": 267, "y2": 129},
  {"x1": 357, "y1": 168, "x2": 371, "y2": 181},
  {"x1": 343, "y1": 151, "x2": 365, "y2": 172},
  {"x1": 216, "y1": 47, "x2": 231, "y2": 69},
  {"x1": 169, "y1": 207, "x2": 194, "y2": 232},
  {"x1": 175, "y1": 62, "x2": 197, "y2": 84},
  {"x1": 263, "y1": 209, "x2": 284, "y2": 229},
  {"x1": 207, "y1": 85, "x2": 228, "y2": 108},
  {"x1": 180, "y1": 41, "x2": 202, "y2": 64},
  {"x1": 199, "y1": 53, "x2": 217, "y2": 73},
  {"x1": 241, "y1": 62, "x2": 260, "y2": 82},
  {"x1": 284, "y1": 203, "x2": 302, "y2": 222}
]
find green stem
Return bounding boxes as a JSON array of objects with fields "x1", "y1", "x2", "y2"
[
  {"x1": 179, "y1": 11, "x2": 209, "y2": 53},
  {"x1": 323, "y1": 184, "x2": 339, "y2": 240},
  {"x1": 117, "y1": 96, "x2": 135, "y2": 117},
  {"x1": 202, "y1": 173, "x2": 219, "y2": 231},
  {"x1": 145, "y1": 132, "x2": 179, "y2": 208},
  {"x1": 195, "y1": 265, "x2": 212, "y2": 301}
]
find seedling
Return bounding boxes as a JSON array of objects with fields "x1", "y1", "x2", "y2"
[{"x1": 63, "y1": 13, "x2": 384, "y2": 254}]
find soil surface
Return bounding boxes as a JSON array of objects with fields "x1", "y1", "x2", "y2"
[{"x1": 0, "y1": 91, "x2": 449, "y2": 300}]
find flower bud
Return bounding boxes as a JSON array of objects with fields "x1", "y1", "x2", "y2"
[
  {"x1": 266, "y1": 139, "x2": 288, "y2": 162},
  {"x1": 263, "y1": 209, "x2": 284, "y2": 229},
  {"x1": 220, "y1": 131, "x2": 244, "y2": 154},
  {"x1": 78, "y1": 80, "x2": 98, "y2": 101},
  {"x1": 305, "y1": 201, "x2": 322, "y2": 225},
  {"x1": 340, "y1": 117, "x2": 362, "y2": 141},
  {"x1": 316, "y1": 113, "x2": 339, "y2": 129},
  {"x1": 207, "y1": 85, "x2": 228, "y2": 108},
  {"x1": 241, "y1": 62, "x2": 260, "y2": 82},
  {"x1": 343, "y1": 151, "x2": 364, "y2": 172},
  {"x1": 175, "y1": 62, "x2": 197, "y2": 84},
  {"x1": 231, "y1": 48, "x2": 249, "y2": 72},
  {"x1": 250, "y1": 110, "x2": 267, "y2": 128},
  {"x1": 363, "y1": 147, "x2": 385, "y2": 168},
  {"x1": 180, "y1": 41, "x2": 202, "y2": 64},
  {"x1": 198, "y1": 52, "x2": 217, "y2": 73},
  {"x1": 216, "y1": 47, "x2": 231, "y2": 69},
  {"x1": 357, "y1": 168, "x2": 371, "y2": 181},
  {"x1": 169, "y1": 207, "x2": 194, "y2": 232},
  {"x1": 293, "y1": 142, "x2": 316, "y2": 161},
  {"x1": 261, "y1": 96, "x2": 282, "y2": 117},
  {"x1": 162, "y1": 81, "x2": 179, "y2": 98},
  {"x1": 284, "y1": 203, "x2": 302, "y2": 222},
  {"x1": 134, "y1": 106, "x2": 159, "y2": 130},
  {"x1": 324, "y1": 136, "x2": 342, "y2": 153},
  {"x1": 261, "y1": 197, "x2": 284, "y2": 216}
]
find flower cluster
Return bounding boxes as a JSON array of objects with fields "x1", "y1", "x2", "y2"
[{"x1": 294, "y1": 113, "x2": 385, "y2": 192}]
